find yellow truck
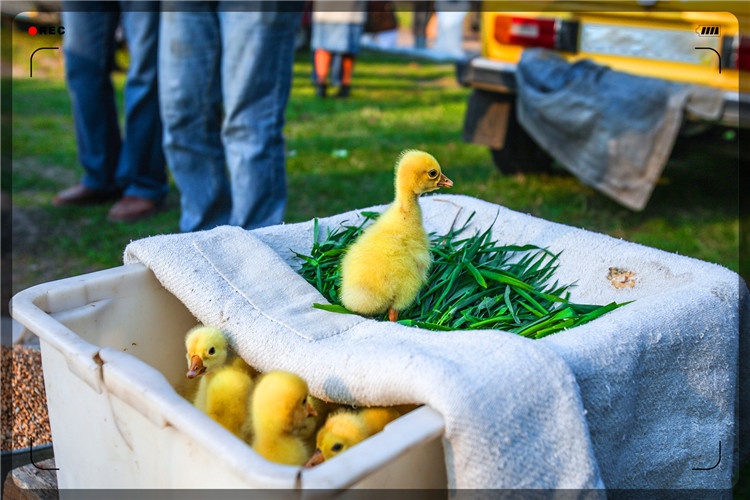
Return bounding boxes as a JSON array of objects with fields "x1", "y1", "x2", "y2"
[{"x1": 457, "y1": 1, "x2": 748, "y2": 174}]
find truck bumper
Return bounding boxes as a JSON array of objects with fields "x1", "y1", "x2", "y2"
[{"x1": 457, "y1": 56, "x2": 749, "y2": 129}]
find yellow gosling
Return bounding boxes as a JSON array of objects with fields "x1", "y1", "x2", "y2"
[
  {"x1": 340, "y1": 150, "x2": 452, "y2": 322},
  {"x1": 251, "y1": 370, "x2": 318, "y2": 466}
]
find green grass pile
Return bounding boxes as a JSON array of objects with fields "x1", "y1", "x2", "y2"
[{"x1": 294, "y1": 211, "x2": 629, "y2": 339}]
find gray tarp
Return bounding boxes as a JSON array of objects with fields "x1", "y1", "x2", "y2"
[{"x1": 516, "y1": 48, "x2": 723, "y2": 210}]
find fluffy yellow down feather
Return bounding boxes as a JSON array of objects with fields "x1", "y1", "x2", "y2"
[
  {"x1": 340, "y1": 150, "x2": 452, "y2": 321},
  {"x1": 251, "y1": 370, "x2": 318, "y2": 466},
  {"x1": 305, "y1": 406, "x2": 403, "y2": 467},
  {"x1": 204, "y1": 366, "x2": 254, "y2": 442},
  {"x1": 184, "y1": 325, "x2": 257, "y2": 412}
]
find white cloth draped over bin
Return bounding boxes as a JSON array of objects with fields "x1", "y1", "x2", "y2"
[{"x1": 124, "y1": 194, "x2": 747, "y2": 490}]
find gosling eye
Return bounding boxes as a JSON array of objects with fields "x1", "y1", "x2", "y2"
[
  {"x1": 427, "y1": 169, "x2": 438, "y2": 178},
  {"x1": 208, "y1": 347, "x2": 215, "y2": 355},
  {"x1": 331, "y1": 443, "x2": 344, "y2": 452}
]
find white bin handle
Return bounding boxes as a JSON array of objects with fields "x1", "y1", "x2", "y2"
[
  {"x1": 10, "y1": 265, "x2": 155, "y2": 394},
  {"x1": 11, "y1": 287, "x2": 103, "y2": 393}
]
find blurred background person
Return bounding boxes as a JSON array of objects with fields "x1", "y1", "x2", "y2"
[
  {"x1": 311, "y1": 0, "x2": 366, "y2": 98},
  {"x1": 432, "y1": 0, "x2": 469, "y2": 59},
  {"x1": 159, "y1": 1, "x2": 303, "y2": 232},
  {"x1": 56, "y1": 1, "x2": 168, "y2": 223},
  {"x1": 412, "y1": 0, "x2": 434, "y2": 49},
  {"x1": 362, "y1": 0, "x2": 399, "y2": 50}
]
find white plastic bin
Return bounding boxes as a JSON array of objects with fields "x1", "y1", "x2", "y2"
[{"x1": 10, "y1": 264, "x2": 447, "y2": 490}]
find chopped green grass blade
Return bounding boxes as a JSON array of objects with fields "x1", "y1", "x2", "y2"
[
  {"x1": 468, "y1": 314, "x2": 515, "y2": 329},
  {"x1": 465, "y1": 262, "x2": 487, "y2": 288},
  {"x1": 479, "y1": 269, "x2": 535, "y2": 292},
  {"x1": 504, "y1": 285, "x2": 519, "y2": 324},
  {"x1": 534, "y1": 318, "x2": 576, "y2": 339},
  {"x1": 574, "y1": 301, "x2": 630, "y2": 323},
  {"x1": 313, "y1": 303, "x2": 355, "y2": 314},
  {"x1": 397, "y1": 319, "x2": 454, "y2": 331},
  {"x1": 515, "y1": 287, "x2": 549, "y2": 315},
  {"x1": 517, "y1": 300, "x2": 545, "y2": 318},
  {"x1": 296, "y1": 211, "x2": 630, "y2": 339}
]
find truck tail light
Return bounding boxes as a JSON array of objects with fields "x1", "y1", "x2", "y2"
[
  {"x1": 722, "y1": 34, "x2": 749, "y2": 71},
  {"x1": 732, "y1": 36, "x2": 750, "y2": 71},
  {"x1": 494, "y1": 15, "x2": 578, "y2": 52}
]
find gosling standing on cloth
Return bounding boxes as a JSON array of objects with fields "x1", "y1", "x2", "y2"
[{"x1": 340, "y1": 150, "x2": 453, "y2": 321}]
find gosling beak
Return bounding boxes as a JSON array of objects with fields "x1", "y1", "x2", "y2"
[
  {"x1": 305, "y1": 449, "x2": 325, "y2": 468},
  {"x1": 306, "y1": 400, "x2": 318, "y2": 417},
  {"x1": 186, "y1": 355, "x2": 205, "y2": 379},
  {"x1": 437, "y1": 173, "x2": 453, "y2": 189}
]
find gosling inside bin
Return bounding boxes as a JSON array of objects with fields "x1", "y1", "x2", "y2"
[
  {"x1": 305, "y1": 406, "x2": 403, "y2": 467},
  {"x1": 179, "y1": 323, "x2": 420, "y2": 470}
]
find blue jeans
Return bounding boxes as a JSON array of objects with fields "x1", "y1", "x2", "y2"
[
  {"x1": 159, "y1": 2, "x2": 303, "y2": 232},
  {"x1": 62, "y1": 1, "x2": 168, "y2": 202}
]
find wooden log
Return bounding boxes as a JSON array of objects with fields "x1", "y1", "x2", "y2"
[{"x1": 2, "y1": 458, "x2": 58, "y2": 499}]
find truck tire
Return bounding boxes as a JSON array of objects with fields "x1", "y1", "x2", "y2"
[{"x1": 490, "y1": 101, "x2": 553, "y2": 175}]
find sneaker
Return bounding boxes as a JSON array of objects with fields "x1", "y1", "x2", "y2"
[
  {"x1": 336, "y1": 85, "x2": 351, "y2": 98},
  {"x1": 53, "y1": 184, "x2": 121, "y2": 207}
]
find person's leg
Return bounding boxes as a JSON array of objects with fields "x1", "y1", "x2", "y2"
[
  {"x1": 413, "y1": 2, "x2": 430, "y2": 49},
  {"x1": 334, "y1": 22, "x2": 363, "y2": 98},
  {"x1": 219, "y1": 4, "x2": 302, "y2": 229},
  {"x1": 159, "y1": 1, "x2": 231, "y2": 232},
  {"x1": 117, "y1": 1, "x2": 168, "y2": 203},
  {"x1": 330, "y1": 52, "x2": 342, "y2": 88},
  {"x1": 60, "y1": 3, "x2": 121, "y2": 198},
  {"x1": 314, "y1": 48, "x2": 332, "y2": 97},
  {"x1": 338, "y1": 54, "x2": 355, "y2": 98}
]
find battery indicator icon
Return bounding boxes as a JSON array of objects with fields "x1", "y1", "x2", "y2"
[{"x1": 696, "y1": 26, "x2": 720, "y2": 36}]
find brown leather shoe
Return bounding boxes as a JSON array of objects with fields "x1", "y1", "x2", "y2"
[
  {"x1": 107, "y1": 196, "x2": 160, "y2": 223},
  {"x1": 53, "y1": 184, "x2": 121, "y2": 207}
]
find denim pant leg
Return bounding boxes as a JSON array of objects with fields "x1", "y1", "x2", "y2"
[
  {"x1": 219, "y1": 6, "x2": 302, "y2": 229},
  {"x1": 118, "y1": 2, "x2": 168, "y2": 202},
  {"x1": 159, "y1": 4, "x2": 231, "y2": 232},
  {"x1": 62, "y1": 5, "x2": 121, "y2": 193}
]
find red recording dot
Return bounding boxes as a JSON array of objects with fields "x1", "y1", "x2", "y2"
[{"x1": 28, "y1": 26, "x2": 38, "y2": 36}]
